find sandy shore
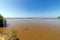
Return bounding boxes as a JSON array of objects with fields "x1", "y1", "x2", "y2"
[{"x1": 0, "y1": 19, "x2": 60, "y2": 40}]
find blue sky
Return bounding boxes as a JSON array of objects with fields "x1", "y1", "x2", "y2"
[{"x1": 0, "y1": 0, "x2": 60, "y2": 18}]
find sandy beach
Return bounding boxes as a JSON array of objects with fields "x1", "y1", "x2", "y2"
[{"x1": 1, "y1": 19, "x2": 60, "y2": 40}]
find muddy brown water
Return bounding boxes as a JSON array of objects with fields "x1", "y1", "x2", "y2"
[{"x1": 1, "y1": 19, "x2": 60, "y2": 40}]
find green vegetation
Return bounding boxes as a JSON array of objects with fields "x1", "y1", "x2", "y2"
[
  {"x1": 58, "y1": 17, "x2": 60, "y2": 18},
  {"x1": 0, "y1": 14, "x2": 4, "y2": 19},
  {"x1": 0, "y1": 14, "x2": 6, "y2": 21}
]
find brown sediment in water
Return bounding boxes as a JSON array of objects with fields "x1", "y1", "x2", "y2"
[{"x1": 0, "y1": 19, "x2": 60, "y2": 40}]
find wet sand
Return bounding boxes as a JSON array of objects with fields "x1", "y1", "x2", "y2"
[{"x1": 1, "y1": 19, "x2": 60, "y2": 40}]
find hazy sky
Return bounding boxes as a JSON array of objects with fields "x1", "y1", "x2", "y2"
[{"x1": 0, "y1": 0, "x2": 60, "y2": 18}]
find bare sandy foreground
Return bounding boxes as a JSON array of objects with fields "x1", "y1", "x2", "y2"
[{"x1": 1, "y1": 19, "x2": 60, "y2": 40}]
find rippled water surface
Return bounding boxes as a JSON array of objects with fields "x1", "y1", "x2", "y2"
[{"x1": 5, "y1": 19, "x2": 60, "y2": 40}]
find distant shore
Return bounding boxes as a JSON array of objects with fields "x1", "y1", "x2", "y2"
[{"x1": 5, "y1": 18, "x2": 59, "y2": 19}]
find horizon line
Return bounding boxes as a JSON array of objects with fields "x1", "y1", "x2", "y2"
[{"x1": 6, "y1": 17, "x2": 57, "y2": 19}]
